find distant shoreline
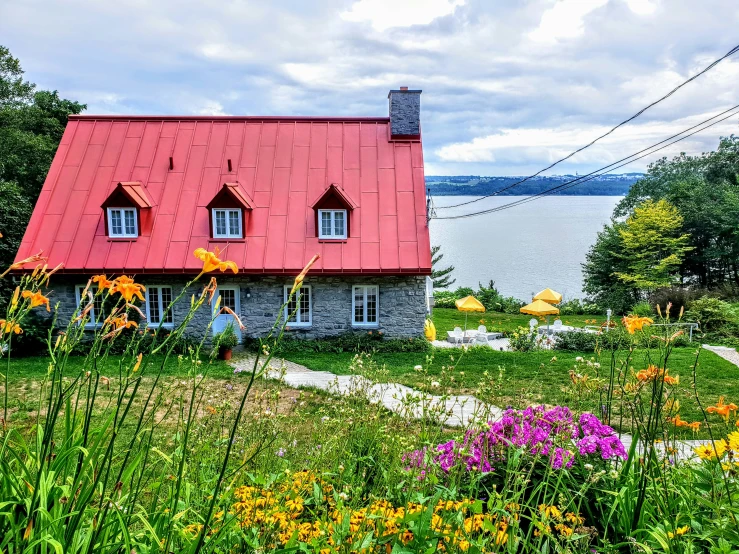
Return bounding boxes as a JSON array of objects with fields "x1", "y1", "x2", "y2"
[{"x1": 426, "y1": 173, "x2": 642, "y2": 196}]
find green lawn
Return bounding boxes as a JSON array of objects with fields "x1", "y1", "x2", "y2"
[
  {"x1": 2, "y1": 354, "x2": 233, "y2": 381},
  {"x1": 282, "y1": 346, "x2": 739, "y2": 438},
  {"x1": 431, "y1": 307, "x2": 601, "y2": 335}
]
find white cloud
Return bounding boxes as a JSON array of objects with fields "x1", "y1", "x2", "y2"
[
  {"x1": 624, "y1": 0, "x2": 658, "y2": 15},
  {"x1": 340, "y1": 0, "x2": 465, "y2": 31},
  {"x1": 193, "y1": 100, "x2": 228, "y2": 116},
  {"x1": 528, "y1": 0, "x2": 609, "y2": 43}
]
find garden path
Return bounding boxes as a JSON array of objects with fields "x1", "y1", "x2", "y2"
[
  {"x1": 229, "y1": 354, "x2": 706, "y2": 461},
  {"x1": 703, "y1": 345, "x2": 739, "y2": 368},
  {"x1": 229, "y1": 354, "x2": 502, "y2": 427}
]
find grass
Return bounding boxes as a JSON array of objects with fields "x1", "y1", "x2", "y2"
[
  {"x1": 431, "y1": 307, "x2": 600, "y2": 335},
  {"x1": 282, "y1": 346, "x2": 739, "y2": 438}
]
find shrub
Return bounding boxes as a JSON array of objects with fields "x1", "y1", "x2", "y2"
[
  {"x1": 553, "y1": 330, "x2": 599, "y2": 352},
  {"x1": 649, "y1": 286, "x2": 702, "y2": 316},
  {"x1": 508, "y1": 326, "x2": 538, "y2": 352},
  {"x1": 559, "y1": 298, "x2": 601, "y2": 315},
  {"x1": 432, "y1": 290, "x2": 457, "y2": 308},
  {"x1": 244, "y1": 332, "x2": 432, "y2": 355},
  {"x1": 630, "y1": 301, "x2": 654, "y2": 317},
  {"x1": 685, "y1": 296, "x2": 739, "y2": 337},
  {"x1": 214, "y1": 321, "x2": 240, "y2": 350}
]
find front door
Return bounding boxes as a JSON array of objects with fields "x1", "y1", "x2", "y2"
[{"x1": 212, "y1": 285, "x2": 241, "y2": 340}]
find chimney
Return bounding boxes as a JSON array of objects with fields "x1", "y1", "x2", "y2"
[{"x1": 388, "y1": 87, "x2": 422, "y2": 139}]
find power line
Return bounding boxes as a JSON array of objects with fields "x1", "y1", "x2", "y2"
[
  {"x1": 436, "y1": 42, "x2": 739, "y2": 210},
  {"x1": 432, "y1": 105, "x2": 739, "y2": 220}
]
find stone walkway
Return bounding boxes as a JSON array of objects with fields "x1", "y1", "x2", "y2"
[
  {"x1": 229, "y1": 353, "x2": 709, "y2": 460},
  {"x1": 230, "y1": 354, "x2": 501, "y2": 427},
  {"x1": 703, "y1": 344, "x2": 739, "y2": 368}
]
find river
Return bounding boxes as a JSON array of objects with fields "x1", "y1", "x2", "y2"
[{"x1": 428, "y1": 195, "x2": 622, "y2": 301}]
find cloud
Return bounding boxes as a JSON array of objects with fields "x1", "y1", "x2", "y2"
[
  {"x1": 528, "y1": 0, "x2": 609, "y2": 43},
  {"x1": 340, "y1": 0, "x2": 465, "y2": 31},
  {"x1": 0, "y1": 0, "x2": 736, "y2": 177}
]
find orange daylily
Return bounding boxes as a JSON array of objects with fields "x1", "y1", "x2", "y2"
[
  {"x1": 0, "y1": 251, "x2": 46, "y2": 278},
  {"x1": 110, "y1": 276, "x2": 145, "y2": 302},
  {"x1": 0, "y1": 320, "x2": 23, "y2": 335},
  {"x1": 194, "y1": 247, "x2": 238, "y2": 276},
  {"x1": 93, "y1": 274, "x2": 114, "y2": 289},
  {"x1": 635, "y1": 365, "x2": 659, "y2": 382},
  {"x1": 220, "y1": 306, "x2": 246, "y2": 331},
  {"x1": 105, "y1": 314, "x2": 138, "y2": 331},
  {"x1": 203, "y1": 277, "x2": 218, "y2": 304},
  {"x1": 707, "y1": 396, "x2": 738, "y2": 421},
  {"x1": 622, "y1": 315, "x2": 654, "y2": 334},
  {"x1": 670, "y1": 414, "x2": 689, "y2": 428},
  {"x1": 21, "y1": 290, "x2": 51, "y2": 312},
  {"x1": 687, "y1": 421, "x2": 702, "y2": 434},
  {"x1": 290, "y1": 254, "x2": 320, "y2": 295}
]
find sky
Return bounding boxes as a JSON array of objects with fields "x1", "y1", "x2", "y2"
[{"x1": 1, "y1": 0, "x2": 737, "y2": 176}]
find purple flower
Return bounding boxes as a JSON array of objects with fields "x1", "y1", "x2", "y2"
[
  {"x1": 276, "y1": 448, "x2": 285, "y2": 457},
  {"x1": 402, "y1": 405, "x2": 627, "y2": 476}
]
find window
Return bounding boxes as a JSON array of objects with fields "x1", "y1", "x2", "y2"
[
  {"x1": 284, "y1": 285, "x2": 311, "y2": 326},
  {"x1": 352, "y1": 285, "x2": 378, "y2": 326},
  {"x1": 212, "y1": 208, "x2": 242, "y2": 239},
  {"x1": 107, "y1": 207, "x2": 138, "y2": 238},
  {"x1": 318, "y1": 209, "x2": 347, "y2": 239},
  {"x1": 146, "y1": 286, "x2": 174, "y2": 326},
  {"x1": 75, "y1": 285, "x2": 106, "y2": 328}
]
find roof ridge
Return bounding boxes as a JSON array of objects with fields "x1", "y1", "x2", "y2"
[{"x1": 69, "y1": 115, "x2": 391, "y2": 122}]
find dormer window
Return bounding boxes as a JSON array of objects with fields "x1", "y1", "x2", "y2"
[
  {"x1": 318, "y1": 209, "x2": 347, "y2": 239},
  {"x1": 206, "y1": 182, "x2": 254, "y2": 240},
  {"x1": 311, "y1": 183, "x2": 358, "y2": 241},
  {"x1": 213, "y1": 208, "x2": 243, "y2": 239},
  {"x1": 101, "y1": 182, "x2": 154, "y2": 240},
  {"x1": 107, "y1": 207, "x2": 138, "y2": 238}
]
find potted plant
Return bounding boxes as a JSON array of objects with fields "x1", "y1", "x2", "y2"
[{"x1": 214, "y1": 321, "x2": 239, "y2": 360}]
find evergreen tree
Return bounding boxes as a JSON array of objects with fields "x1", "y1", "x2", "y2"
[{"x1": 431, "y1": 245, "x2": 456, "y2": 289}]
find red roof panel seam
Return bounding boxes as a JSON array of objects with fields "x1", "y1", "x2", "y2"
[
  {"x1": 171, "y1": 120, "x2": 212, "y2": 261},
  {"x1": 32, "y1": 120, "x2": 85, "y2": 257},
  {"x1": 105, "y1": 121, "x2": 142, "y2": 269}
]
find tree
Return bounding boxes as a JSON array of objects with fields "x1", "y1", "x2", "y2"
[
  {"x1": 0, "y1": 45, "x2": 85, "y2": 302},
  {"x1": 616, "y1": 136, "x2": 739, "y2": 287},
  {"x1": 613, "y1": 199, "x2": 692, "y2": 291},
  {"x1": 582, "y1": 221, "x2": 640, "y2": 314},
  {"x1": 431, "y1": 245, "x2": 456, "y2": 289}
]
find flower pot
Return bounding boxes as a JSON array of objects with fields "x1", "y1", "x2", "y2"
[{"x1": 219, "y1": 347, "x2": 233, "y2": 361}]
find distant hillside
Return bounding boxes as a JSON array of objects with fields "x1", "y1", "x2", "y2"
[{"x1": 425, "y1": 173, "x2": 643, "y2": 196}]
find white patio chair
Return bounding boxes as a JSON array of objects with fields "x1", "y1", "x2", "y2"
[
  {"x1": 472, "y1": 325, "x2": 489, "y2": 346},
  {"x1": 452, "y1": 327, "x2": 464, "y2": 345},
  {"x1": 552, "y1": 319, "x2": 563, "y2": 330}
]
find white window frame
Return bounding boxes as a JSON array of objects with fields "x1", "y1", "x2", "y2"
[
  {"x1": 75, "y1": 285, "x2": 105, "y2": 328},
  {"x1": 352, "y1": 285, "x2": 379, "y2": 327},
  {"x1": 283, "y1": 285, "x2": 312, "y2": 327},
  {"x1": 145, "y1": 286, "x2": 174, "y2": 328},
  {"x1": 317, "y1": 209, "x2": 347, "y2": 239},
  {"x1": 107, "y1": 207, "x2": 138, "y2": 238},
  {"x1": 212, "y1": 208, "x2": 243, "y2": 239}
]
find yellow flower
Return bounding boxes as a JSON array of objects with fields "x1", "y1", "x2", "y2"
[
  {"x1": 21, "y1": 290, "x2": 50, "y2": 312},
  {"x1": 538, "y1": 504, "x2": 562, "y2": 520},
  {"x1": 622, "y1": 315, "x2": 653, "y2": 334},
  {"x1": 667, "y1": 525, "x2": 689, "y2": 539},
  {"x1": 290, "y1": 254, "x2": 320, "y2": 294},
  {"x1": 694, "y1": 440, "x2": 728, "y2": 461},
  {"x1": 110, "y1": 276, "x2": 145, "y2": 302},
  {"x1": 0, "y1": 320, "x2": 23, "y2": 335},
  {"x1": 194, "y1": 246, "x2": 238, "y2": 275},
  {"x1": 728, "y1": 431, "x2": 739, "y2": 451}
]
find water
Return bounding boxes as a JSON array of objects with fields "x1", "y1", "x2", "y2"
[{"x1": 429, "y1": 195, "x2": 621, "y2": 301}]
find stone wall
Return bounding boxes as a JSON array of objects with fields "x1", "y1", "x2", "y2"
[{"x1": 48, "y1": 275, "x2": 428, "y2": 340}]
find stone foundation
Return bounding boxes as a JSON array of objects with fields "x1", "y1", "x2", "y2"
[{"x1": 48, "y1": 275, "x2": 428, "y2": 340}]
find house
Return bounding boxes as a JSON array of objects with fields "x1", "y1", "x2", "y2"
[{"x1": 14, "y1": 88, "x2": 432, "y2": 339}]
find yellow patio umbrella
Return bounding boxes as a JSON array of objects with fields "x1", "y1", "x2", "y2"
[
  {"x1": 520, "y1": 299, "x2": 560, "y2": 333},
  {"x1": 455, "y1": 295, "x2": 485, "y2": 332},
  {"x1": 533, "y1": 288, "x2": 563, "y2": 305}
]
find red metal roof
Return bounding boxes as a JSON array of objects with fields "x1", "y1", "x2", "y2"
[{"x1": 15, "y1": 116, "x2": 432, "y2": 275}]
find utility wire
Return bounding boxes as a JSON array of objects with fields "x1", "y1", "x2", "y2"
[
  {"x1": 437, "y1": 42, "x2": 739, "y2": 210},
  {"x1": 432, "y1": 105, "x2": 739, "y2": 220}
]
